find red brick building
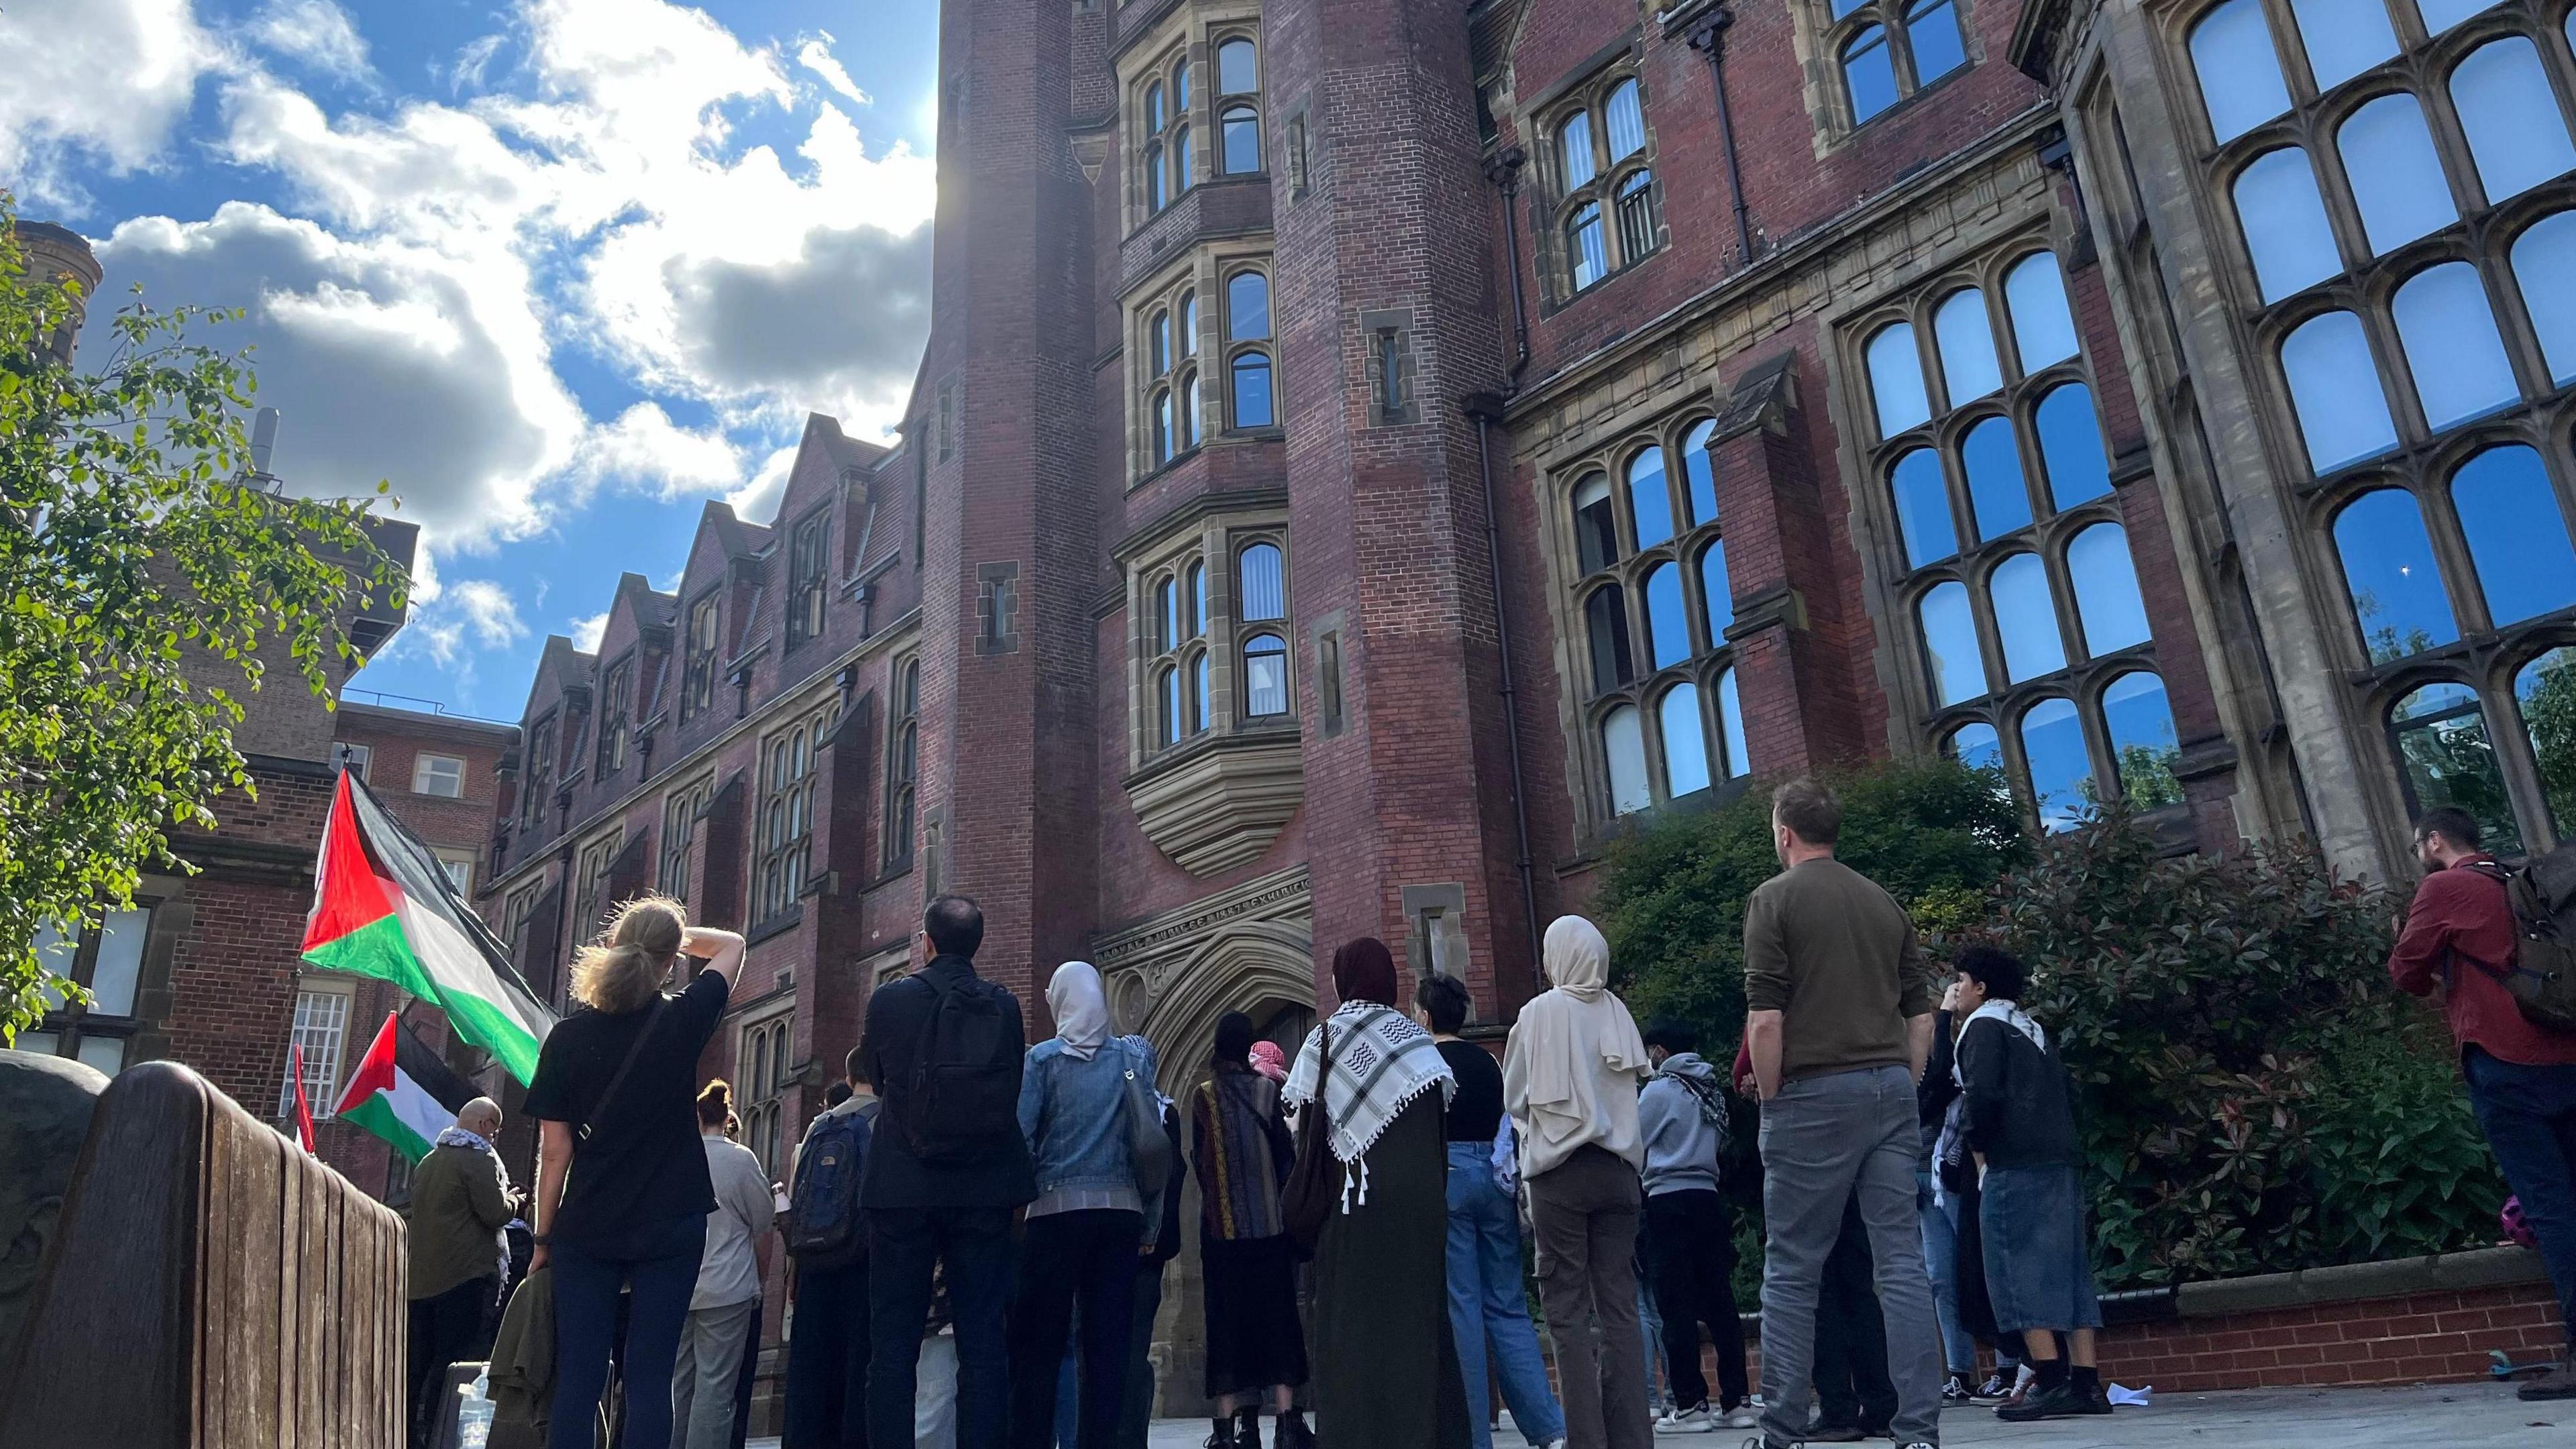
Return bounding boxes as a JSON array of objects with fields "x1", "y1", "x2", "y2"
[{"x1": 471, "y1": 0, "x2": 2576, "y2": 1417}]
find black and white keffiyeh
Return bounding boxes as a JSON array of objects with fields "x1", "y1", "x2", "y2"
[{"x1": 1283, "y1": 1002, "x2": 1455, "y2": 1168}]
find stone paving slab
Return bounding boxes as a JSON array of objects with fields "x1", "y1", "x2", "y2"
[{"x1": 749, "y1": 1382, "x2": 2576, "y2": 1449}]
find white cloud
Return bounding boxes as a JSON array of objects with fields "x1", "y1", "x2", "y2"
[
  {"x1": 724, "y1": 444, "x2": 801, "y2": 523},
  {"x1": 572, "y1": 402, "x2": 747, "y2": 503},
  {"x1": 567, "y1": 610, "x2": 608, "y2": 652},
  {"x1": 449, "y1": 34, "x2": 507, "y2": 94},
  {"x1": 0, "y1": 0, "x2": 225, "y2": 211},
  {"x1": 797, "y1": 34, "x2": 872, "y2": 108},
  {"x1": 449, "y1": 580, "x2": 529, "y2": 647},
  {"x1": 251, "y1": 0, "x2": 372, "y2": 86}
]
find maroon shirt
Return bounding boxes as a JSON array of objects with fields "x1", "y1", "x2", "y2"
[{"x1": 2388, "y1": 855, "x2": 2576, "y2": 1068}]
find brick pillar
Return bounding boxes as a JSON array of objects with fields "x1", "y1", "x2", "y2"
[
  {"x1": 1265, "y1": 0, "x2": 1526, "y2": 1006},
  {"x1": 914, "y1": 0, "x2": 1102, "y2": 1019}
]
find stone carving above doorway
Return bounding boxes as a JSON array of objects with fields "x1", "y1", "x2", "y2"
[{"x1": 1093, "y1": 864, "x2": 1313, "y2": 1092}]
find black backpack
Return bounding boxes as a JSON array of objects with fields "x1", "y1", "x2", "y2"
[
  {"x1": 786, "y1": 1100, "x2": 877, "y2": 1269},
  {"x1": 2457, "y1": 849, "x2": 2576, "y2": 1035},
  {"x1": 891, "y1": 973, "x2": 1022, "y2": 1165}
]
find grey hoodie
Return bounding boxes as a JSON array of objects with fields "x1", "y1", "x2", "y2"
[{"x1": 1638, "y1": 1052, "x2": 1728, "y2": 1197}]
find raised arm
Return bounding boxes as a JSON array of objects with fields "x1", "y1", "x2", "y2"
[{"x1": 681, "y1": 926, "x2": 748, "y2": 993}]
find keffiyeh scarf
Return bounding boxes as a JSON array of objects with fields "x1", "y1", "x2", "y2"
[
  {"x1": 1284, "y1": 1002, "x2": 1455, "y2": 1169},
  {"x1": 435, "y1": 1124, "x2": 512, "y2": 1190},
  {"x1": 1951, "y1": 998, "x2": 2047, "y2": 1086}
]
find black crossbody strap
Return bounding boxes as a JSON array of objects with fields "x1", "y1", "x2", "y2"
[{"x1": 577, "y1": 998, "x2": 665, "y2": 1145}]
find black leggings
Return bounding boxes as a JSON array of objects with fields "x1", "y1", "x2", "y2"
[{"x1": 1008, "y1": 1209, "x2": 1143, "y2": 1449}]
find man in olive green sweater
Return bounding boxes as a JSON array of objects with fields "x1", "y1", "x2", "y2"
[
  {"x1": 408, "y1": 1097, "x2": 521, "y2": 1449},
  {"x1": 1741, "y1": 780, "x2": 1945, "y2": 1449}
]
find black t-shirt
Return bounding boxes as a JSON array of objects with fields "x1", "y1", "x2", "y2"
[
  {"x1": 1438, "y1": 1040, "x2": 1504, "y2": 1143},
  {"x1": 524, "y1": 968, "x2": 730, "y2": 1252}
]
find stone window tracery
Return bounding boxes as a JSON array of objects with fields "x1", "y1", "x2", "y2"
[
  {"x1": 1825, "y1": 0, "x2": 1969, "y2": 127},
  {"x1": 1542, "y1": 72, "x2": 1662, "y2": 297}
]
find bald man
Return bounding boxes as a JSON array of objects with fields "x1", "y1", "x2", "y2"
[{"x1": 407, "y1": 1097, "x2": 522, "y2": 1449}]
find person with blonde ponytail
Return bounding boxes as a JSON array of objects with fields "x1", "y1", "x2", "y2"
[{"x1": 522, "y1": 895, "x2": 746, "y2": 1449}]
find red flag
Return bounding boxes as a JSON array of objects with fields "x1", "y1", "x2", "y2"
[{"x1": 290, "y1": 1044, "x2": 318, "y2": 1155}]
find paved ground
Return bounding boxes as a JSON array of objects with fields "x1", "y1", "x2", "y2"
[{"x1": 747, "y1": 1381, "x2": 2576, "y2": 1447}]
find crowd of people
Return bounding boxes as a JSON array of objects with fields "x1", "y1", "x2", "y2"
[{"x1": 397, "y1": 776, "x2": 2576, "y2": 1448}]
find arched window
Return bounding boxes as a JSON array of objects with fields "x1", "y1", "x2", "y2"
[
  {"x1": 1643, "y1": 562, "x2": 1690, "y2": 670},
  {"x1": 2003, "y1": 252, "x2": 2080, "y2": 373},
  {"x1": 1181, "y1": 370, "x2": 1201, "y2": 448},
  {"x1": 1179, "y1": 290, "x2": 1198, "y2": 357},
  {"x1": 1615, "y1": 170, "x2": 1659, "y2": 264},
  {"x1": 1568, "y1": 203, "x2": 1607, "y2": 291},
  {"x1": 2021, "y1": 696, "x2": 2091, "y2": 831},
  {"x1": 1190, "y1": 651, "x2": 1212, "y2": 733},
  {"x1": 1960, "y1": 415, "x2": 2031, "y2": 543},
  {"x1": 2392, "y1": 262, "x2": 2518, "y2": 431},
  {"x1": 1933, "y1": 288, "x2": 2003, "y2": 406},
  {"x1": 1150, "y1": 310, "x2": 1171, "y2": 376},
  {"x1": 1681, "y1": 419, "x2": 1718, "y2": 525},
  {"x1": 1627, "y1": 447, "x2": 1674, "y2": 549},
  {"x1": 1187, "y1": 560, "x2": 1208, "y2": 636},
  {"x1": 1945, "y1": 720, "x2": 2003, "y2": 773},
  {"x1": 1227, "y1": 272, "x2": 1269, "y2": 341},
  {"x1": 2451, "y1": 37, "x2": 2576, "y2": 205},
  {"x1": 1243, "y1": 631, "x2": 1289, "y2": 716},
  {"x1": 1156, "y1": 577, "x2": 1179, "y2": 651},
  {"x1": 1175, "y1": 59, "x2": 1191, "y2": 112},
  {"x1": 1716, "y1": 667, "x2": 1752, "y2": 780},
  {"x1": 2066, "y1": 521, "x2": 2151, "y2": 657},
  {"x1": 2234, "y1": 148, "x2": 2342, "y2": 303},
  {"x1": 2391, "y1": 682, "x2": 2522, "y2": 854},
  {"x1": 1230, "y1": 352, "x2": 1273, "y2": 427},
  {"x1": 1146, "y1": 80, "x2": 1165, "y2": 134},
  {"x1": 2282, "y1": 310, "x2": 2397, "y2": 473},
  {"x1": 1220, "y1": 105, "x2": 1260, "y2": 174},
  {"x1": 1989, "y1": 553, "x2": 2068, "y2": 683},
  {"x1": 2514, "y1": 212, "x2": 2576, "y2": 386},
  {"x1": 1217, "y1": 37, "x2": 1257, "y2": 95},
  {"x1": 1919, "y1": 580, "x2": 1985, "y2": 706},
  {"x1": 2286, "y1": 0, "x2": 2395, "y2": 91},
  {"x1": 1605, "y1": 80, "x2": 1645, "y2": 161},
  {"x1": 1890, "y1": 447, "x2": 1958, "y2": 568},
  {"x1": 1159, "y1": 665, "x2": 1183, "y2": 746},
  {"x1": 1559, "y1": 112, "x2": 1596, "y2": 189},
  {"x1": 1866, "y1": 322, "x2": 1931, "y2": 439},
  {"x1": 1174, "y1": 125, "x2": 1193, "y2": 194},
  {"x1": 2337, "y1": 95, "x2": 2454, "y2": 256},
  {"x1": 1844, "y1": 25, "x2": 1898, "y2": 124},
  {"x1": 1573, "y1": 474, "x2": 1619, "y2": 574},
  {"x1": 1585, "y1": 586, "x2": 1635, "y2": 695},
  {"x1": 1146, "y1": 142, "x2": 1167, "y2": 211},
  {"x1": 2418, "y1": 0, "x2": 2496, "y2": 35},
  {"x1": 2334, "y1": 487, "x2": 2458, "y2": 661},
  {"x1": 1659, "y1": 683, "x2": 1711, "y2": 798},
  {"x1": 2451, "y1": 445, "x2": 2576, "y2": 627},
  {"x1": 2514, "y1": 647, "x2": 2576, "y2": 834},
  {"x1": 2100, "y1": 669, "x2": 2184, "y2": 807},
  {"x1": 1152, "y1": 388, "x2": 1173, "y2": 465},
  {"x1": 2033, "y1": 383, "x2": 2112, "y2": 508},
  {"x1": 1603, "y1": 705, "x2": 1651, "y2": 814},
  {"x1": 1906, "y1": 0, "x2": 1968, "y2": 83},
  {"x1": 2190, "y1": 0, "x2": 2290, "y2": 144},
  {"x1": 1239, "y1": 542, "x2": 1285, "y2": 621},
  {"x1": 1700, "y1": 540, "x2": 1734, "y2": 641}
]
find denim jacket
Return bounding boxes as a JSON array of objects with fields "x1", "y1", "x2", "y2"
[{"x1": 1018, "y1": 1034, "x2": 1165, "y2": 1244}]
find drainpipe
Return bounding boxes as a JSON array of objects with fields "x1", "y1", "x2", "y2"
[
  {"x1": 1464, "y1": 392, "x2": 1546, "y2": 988},
  {"x1": 1685, "y1": 7, "x2": 1758, "y2": 268},
  {"x1": 1483, "y1": 148, "x2": 1533, "y2": 385}
]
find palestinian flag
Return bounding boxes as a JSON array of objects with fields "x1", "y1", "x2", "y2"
[
  {"x1": 332, "y1": 1013, "x2": 477, "y2": 1162},
  {"x1": 301, "y1": 769, "x2": 555, "y2": 1083}
]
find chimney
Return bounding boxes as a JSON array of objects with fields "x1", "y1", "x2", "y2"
[
  {"x1": 250, "y1": 407, "x2": 281, "y2": 481},
  {"x1": 12, "y1": 220, "x2": 103, "y2": 367}
]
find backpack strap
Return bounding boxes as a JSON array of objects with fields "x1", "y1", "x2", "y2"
[{"x1": 577, "y1": 998, "x2": 665, "y2": 1146}]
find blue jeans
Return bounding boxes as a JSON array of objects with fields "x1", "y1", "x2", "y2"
[
  {"x1": 2465, "y1": 1047, "x2": 2576, "y2": 1346},
  {"x1": 547, "y1": 1211, "x2": 707, "y2": 1449},
  {"x1": 1444, "y1": 1142, "x2": 1566, "y2": 1448},
  {"x1": 1917, "y1": 1171, "x2": 1975, "y2": 1375}
]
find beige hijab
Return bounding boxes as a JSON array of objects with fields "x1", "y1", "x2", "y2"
[{"x1": 1503, "y1": 916, "x2": 1651, "y2": 1178}]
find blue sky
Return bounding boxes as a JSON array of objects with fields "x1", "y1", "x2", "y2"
[{"x1": 1, "y1": 0, "x2": 940, "y2": 719}]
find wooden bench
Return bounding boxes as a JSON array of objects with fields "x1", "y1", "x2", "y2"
[{"x1": 0, "y1": 1060, "x2": 406, "y2": 1447}]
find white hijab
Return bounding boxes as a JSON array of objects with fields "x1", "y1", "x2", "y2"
[
  {"x1": 1503, "y1": 916, "x2": 1651, "y2": 1178},
  {"x1": 1048, "y1": 961, "x2": 1111, "y2": 1061}
]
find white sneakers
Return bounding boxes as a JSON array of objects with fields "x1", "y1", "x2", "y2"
[{"x1": 1654, "y1": 1403, "x2": 1756, "y2": 1434}]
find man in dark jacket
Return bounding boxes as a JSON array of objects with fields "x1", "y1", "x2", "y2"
[
  {"x1": 1953, "y1": 945, "x2": 2106, "y2": 1424},
  {"x1": 407, "y1": 1097, "x2": 521, "y2": 1448},
  {"x1": 859, "y1": 896, "x2": 1038, "y2": 1449},
  {"x1": 2391, "y1": 806, "x2": 2576, "y2": 1401},
  {"x1": 786, "y1": 1046, "x2": 880, "y2": 1449}
]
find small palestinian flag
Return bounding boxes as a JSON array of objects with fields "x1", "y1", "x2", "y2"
[
  {"x1": 333, "y1": 1013, "x2": 478, "y2": 1162},
  {"x1": 301, "y1": 769, "x2": 555, "y2": 1083}
]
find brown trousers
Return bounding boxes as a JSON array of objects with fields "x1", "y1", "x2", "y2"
[{"x1": 1526, "y1": 1145, "x2": 1652, "y2": 1449}]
